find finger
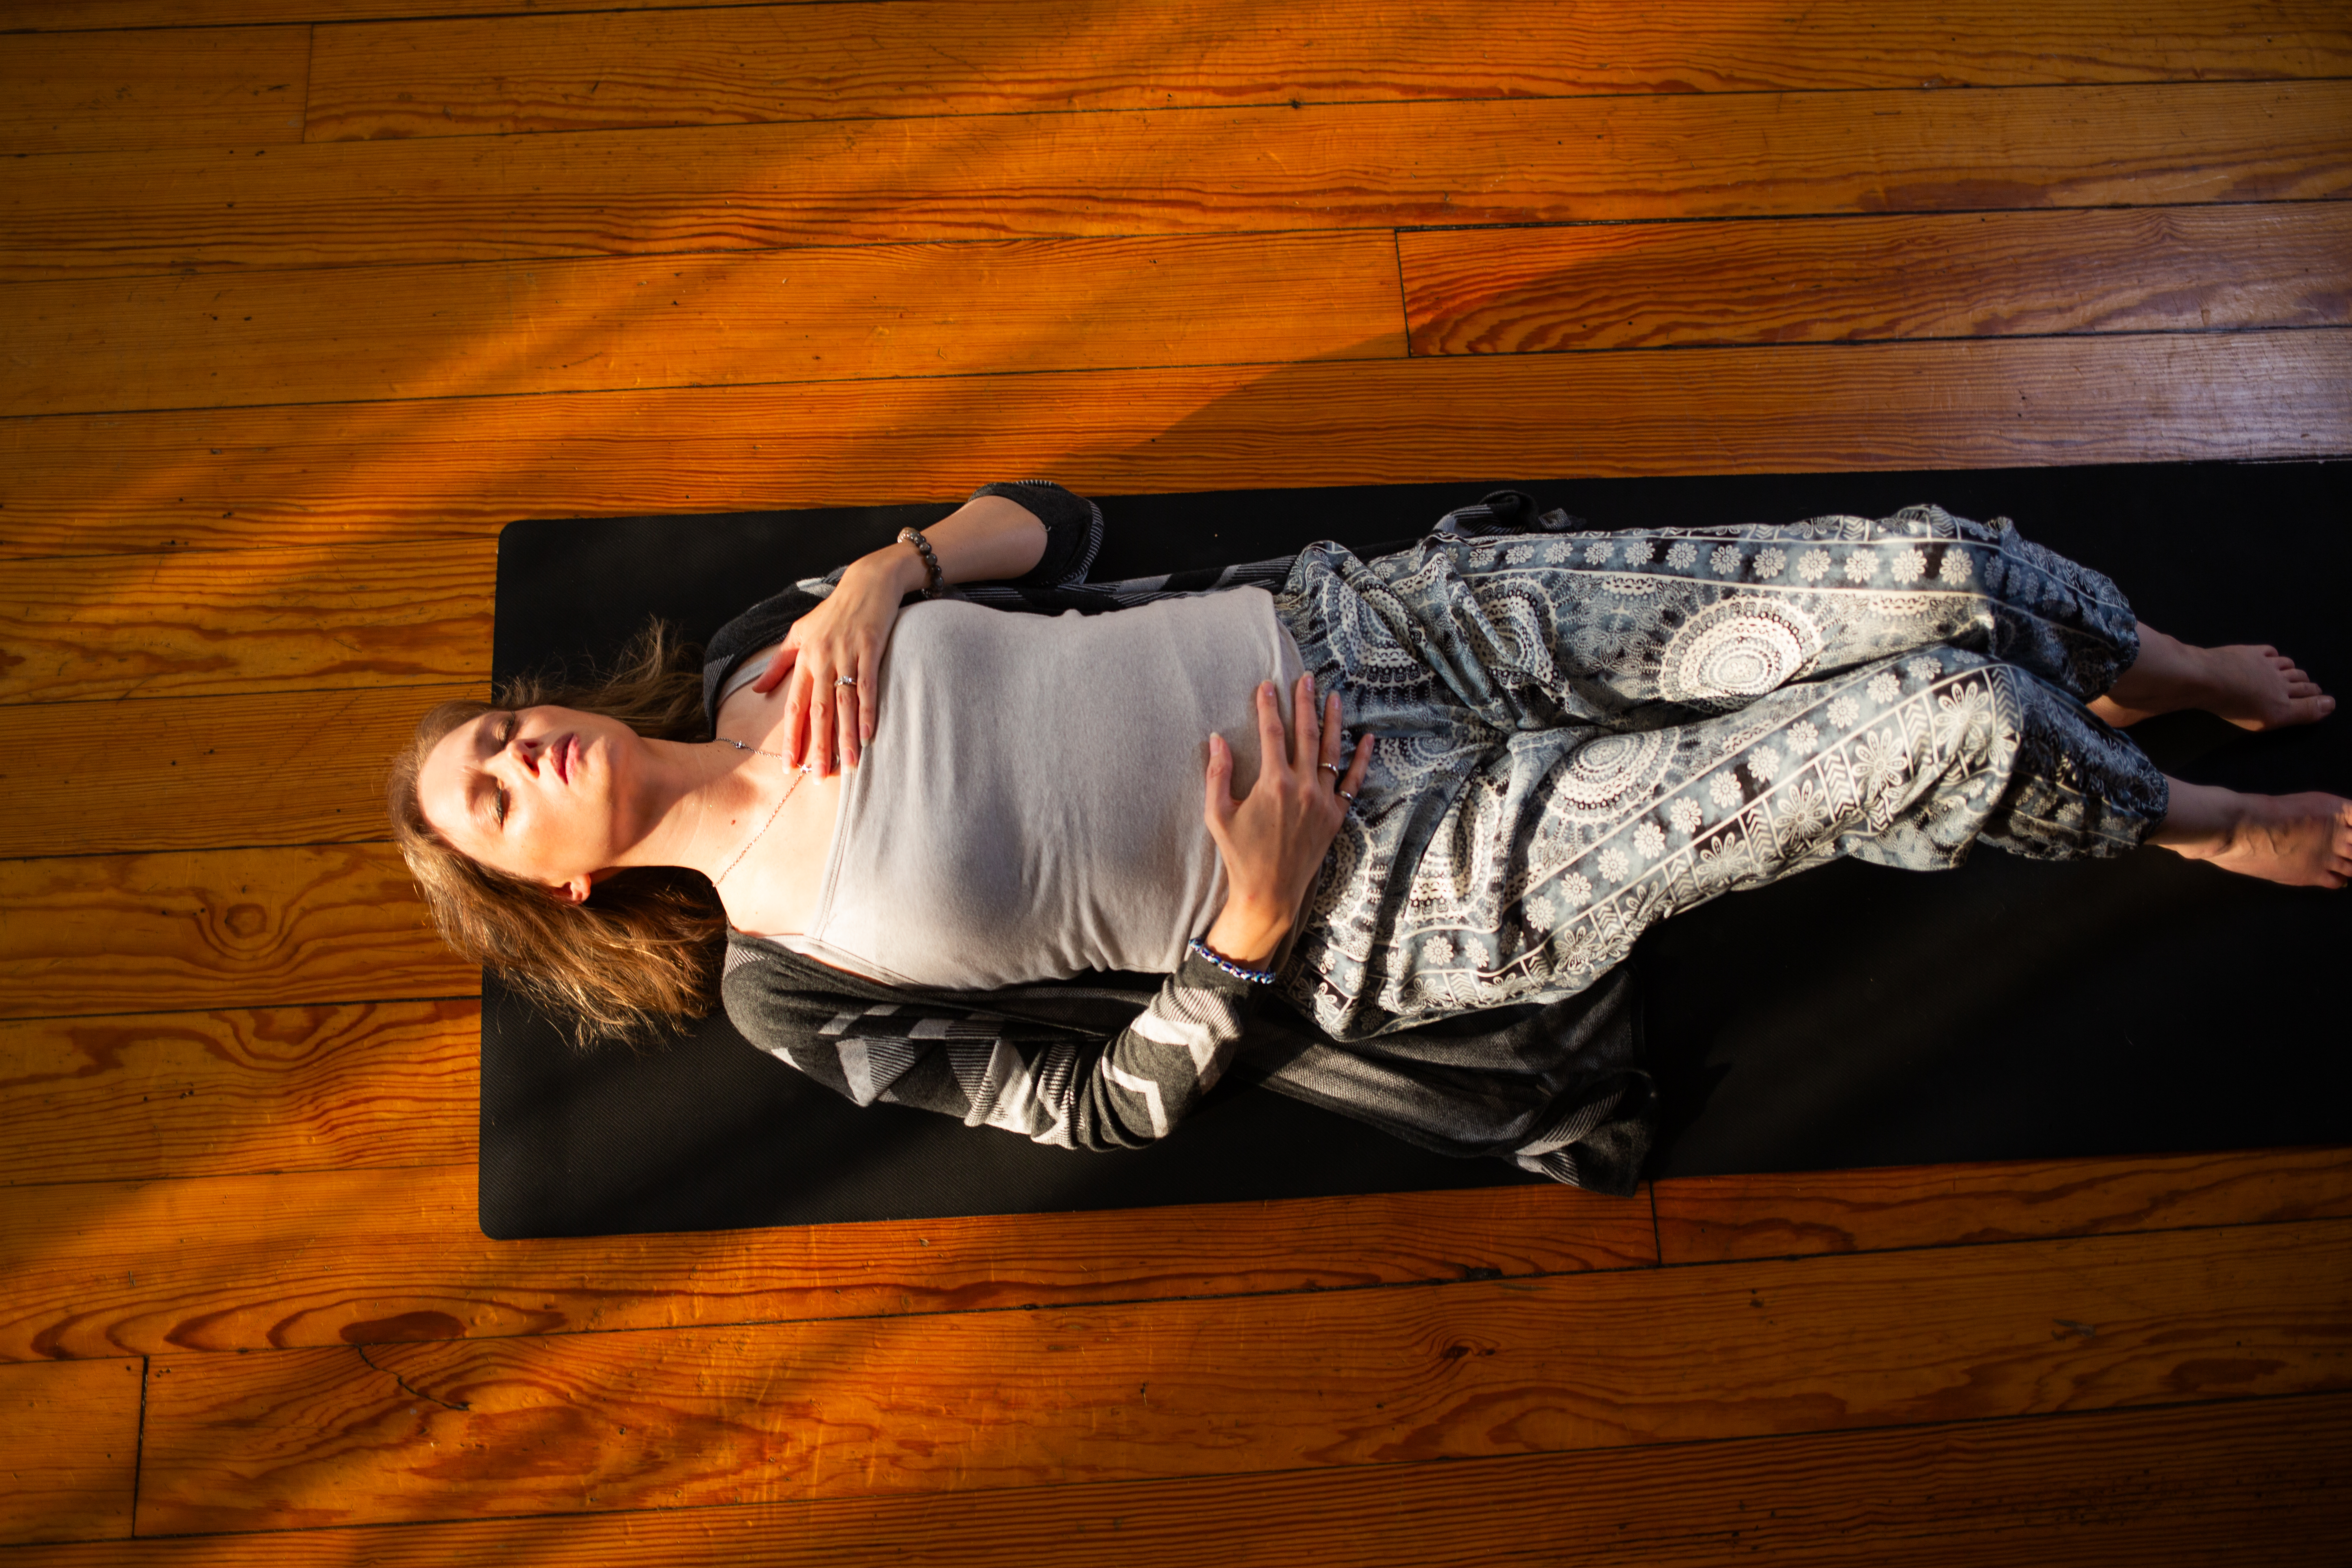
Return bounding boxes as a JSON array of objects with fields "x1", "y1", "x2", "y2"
[
  {"x1": 1321, "y1": 690, "x2": 1345, "y2": 768},
  {"x1": 1340, "y1": 732, "x2": 1374, "y2": 799},
  {"x1": 857, "y1": 648, "x2": 879, "y2": 751},
  {"x1": 1291, "y1": 673, "x2": 1321, "y2": 771},
  {"x1": 805, "y1": 662, "x2": 834, "y2": 773},
  {"x1": 835, "y1": 682, "x2": 858, "y2": 771},
  {"x1": 750, "y1": 645, "x2": 798, "y2": 695},
  {"x1": 1203, "y1": 733, "x2": 1236, "y2": 825},
  {"x1": 782, "y1": 664, "x2": 812, "y2": 769},
  {"x1": 1255, "y1": 681, "x2": 1286, "y2": 765}
]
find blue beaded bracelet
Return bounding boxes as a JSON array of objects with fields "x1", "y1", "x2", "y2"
[{"x1": 1187, "y1": 936, "x2": 1278, "y2": 985}]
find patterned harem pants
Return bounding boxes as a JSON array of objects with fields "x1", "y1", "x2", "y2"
[{"x1": 1268, "y1": 506, "x2": 2172, "y2": 1042}]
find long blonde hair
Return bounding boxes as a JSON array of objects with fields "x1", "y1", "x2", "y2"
[{"x1": 387, "y1": 622, "x2": 726, "y2": 1047}]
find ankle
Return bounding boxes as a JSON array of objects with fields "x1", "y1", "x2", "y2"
[
  {"x1": 2148, "y1": 778, "x2": 2245, "y2": 860},
  {"x1": 2106, "y1": 624, "x2": 2190, "y2": 715}
]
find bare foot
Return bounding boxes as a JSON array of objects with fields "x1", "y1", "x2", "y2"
[
  {"x1": 2195, "y1": 644, "x2": 2338, "y2": 731},
  {"x1": 2149, "y1": 780, "x2": 2352, "y2": 889},
  {"x1": 2092, "y1": 626, "x2": 2335, "y2": 730}
]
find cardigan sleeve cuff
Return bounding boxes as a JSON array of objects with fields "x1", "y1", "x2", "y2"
[{"x1": 969, "y1": 479, "x2": 1102, "y2": 586}]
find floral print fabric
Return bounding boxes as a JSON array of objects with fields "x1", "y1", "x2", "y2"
[{"x1": 1271, "y1": 506, "x2": 2169, "y2": 1041}]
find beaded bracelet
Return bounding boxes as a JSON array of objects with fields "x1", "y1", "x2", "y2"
[
  {"x1": 1187, "y1": 936, "x2": 1278, "y2": 985},
  {"x1": 895, "y1": 526, "x2": 947, "y2": 599}
]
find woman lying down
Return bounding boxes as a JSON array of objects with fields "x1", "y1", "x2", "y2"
[{"x1": 389, "y1": 481, "x2": 2345, "y2": 1194}]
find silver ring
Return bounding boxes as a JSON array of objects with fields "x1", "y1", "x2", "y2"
[
  {"x1": 1320, "y1": 762, "x2": 1345, "y2": 778},
  {"x1": 835, "y1": 675, "x2": 858, "y2": 687},
  {"x1": 1339, "y1": 789, "x2": 1357, "y2": 803}
]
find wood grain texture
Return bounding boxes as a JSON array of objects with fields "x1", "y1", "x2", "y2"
[
  {"x1": 0, "y1": 231, "x2": 1407, "y2": 418},
  {"x1": 0, "y1": 1169, "x2": 1654, "y2": 1362},
  {"x1": 303, "y1": 0, "x2": 2352, "y2": 142},
  {"x1": 1656, "y1": 1147, "x2": 2352, "y2": 1264},
  {"x1": 11, "y1": 1148, "x2": 2336, "y2": 1364},
  {"x1": 0, "y1": 25, "x2": 307, "y2": 156},
  {"x1": 0, "y1": 1358, "x2": 141, "y2": 1547},
  {"x1": 0, "y1": 537, "x2": 493, "y2": 705},
  {"x1": 3, "y1": 328, "x2": 2343, "y2": 559},
  {"x1": 8, "y1": 1396, "x2": 2352, "y2": 1564},
  {"x1": 6, "y1": 81, "x2": 2348, "y2": 283},
  {"x1": 0, "y1": 1001, "x2": 475, "y2": 1187},
  {"x1": 1403, "y1": 203, "x2": 2352, "y2": 354},
  {"x1": 0, "y1": 682, "x2": 479, "y2": 857},
  {"x1": 29, "y1": 0, "x2": 2351, "y2": 50},
  {"x1": 129, "y1": 1218, "x2": 2352, "y2": 1530},
  {"x1": 0, "y1": 843, "x2": 471, "y2": 1022}
]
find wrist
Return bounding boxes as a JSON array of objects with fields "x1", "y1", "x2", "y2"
[
  {"x1": 1205, "y1": 898, "x2": 1291, "y2": 969},
  {"x1": 858, "y1": 542, "x2": 931, "y2": 597}
]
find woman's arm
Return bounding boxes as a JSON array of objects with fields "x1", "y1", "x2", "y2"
[
  {"x1": 751, "y1": 491, "x2": 1051, "y2": 772},
  {"x1": 725, "y1": 948, "x2": 1262, "y2": 1151}
]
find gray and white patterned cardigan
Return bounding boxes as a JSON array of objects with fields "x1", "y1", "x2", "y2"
[{"x1": 706, "y1": 481, "x2": 1653, "y2": 1194}]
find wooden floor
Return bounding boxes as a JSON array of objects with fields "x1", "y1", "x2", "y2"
[{"x1": 3, "y1": 1, "x2": 2350, "y2": 1560}]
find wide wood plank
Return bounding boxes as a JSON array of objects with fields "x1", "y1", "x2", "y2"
[
  {"x1": 1656, "y1": 1147, "x2": 2352, "y2": 1263},
  {"x1": 12, "y1": 1149, "x2": 2332, "y2": 1363},
  {"x1": 0, "y1": 26, "x2": 307, "y2": 158},
  {"x1": 9, "y1": 1396, "x2": 2352, "y2": 1564},
  {"x1": 0, "y1": 1167, "x2": 1653, "y2": 1361},
  {"x1": 0, "y1": 682, "x2": 477, "y2": 858},
  {"x1": 3, "y1": 0, "x2": 408, "y2": 24},
  {"x1": 305, "y1": 0, "x2": 2352, "y2": 143},
  {"x1": 5, "y1": 82, "x2": 2347, "y2": 283},
  {"x1": 131, "y1": 1218, "x2": 2352, "y2": 1530},
  {"x1": 1403, "y1": 203, "x2": 2352, "y2": 355},
  {"x1": 0, "y1": 1001, "x2": 474, "y2": 1187},
  {"x1": 0, "y1": 844, "x2": 471, "y2": 1022},
  {"x1": 2, "y1": 329, "x2": 2343, "y2": 559},
  {"x1": 0, "y1": 1359, "x2": 141, "y2": 1547},
  {"x1": 0, "y1": 537, "x2": 493, "y2": 705},
  {"x1": 2, "y1": 29, "x2": 301, "y2": 157},
  {"x1": 0, "y1": 231, "x2": 1405, "y2": 418}
]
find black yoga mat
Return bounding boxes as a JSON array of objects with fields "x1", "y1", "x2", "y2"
[{"x1": 482, "y1": 459, "x2": 2349, "y2": 1238}]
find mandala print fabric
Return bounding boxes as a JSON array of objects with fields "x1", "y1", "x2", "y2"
[{"x1": 1270, "y1": 506, "x2": 2170, "y2": 1041}]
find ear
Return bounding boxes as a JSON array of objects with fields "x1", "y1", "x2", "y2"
[{"x1": 557, "y1": 875, "x2": 594, "y2": 905}]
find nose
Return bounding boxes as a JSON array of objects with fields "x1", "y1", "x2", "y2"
[{"x1": 493, "y1": 722, "x2": 545, "y2": 781}]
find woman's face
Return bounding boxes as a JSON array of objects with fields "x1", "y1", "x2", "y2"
[{"x1": 417, "y1": 704, "x2": 648, "y2": 900}]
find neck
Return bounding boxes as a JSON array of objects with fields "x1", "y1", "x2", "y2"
[{"x1": 608, "y1": 738, "x2": 778, "y2": 883}]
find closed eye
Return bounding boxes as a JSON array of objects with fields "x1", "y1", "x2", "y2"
[{"x1": 492, "y1": 713, "x2": 518, "y2": 826}]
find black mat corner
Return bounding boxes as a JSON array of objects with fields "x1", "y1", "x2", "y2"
[{"x1": 482, "y1": 461, "x2": 2350, "y2": 1239}]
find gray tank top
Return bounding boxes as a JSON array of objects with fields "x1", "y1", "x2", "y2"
[{"x1": 769, "y1": 589, "x2": 1306, "y2": 989}]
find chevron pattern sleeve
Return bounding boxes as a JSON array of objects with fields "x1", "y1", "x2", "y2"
[{"x1": 722, "y1": 947, "x2": 1258, "y2": 1151}]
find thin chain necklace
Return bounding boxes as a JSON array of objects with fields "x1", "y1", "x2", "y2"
[{"x1": 711, "y1": 739, "x2": 807, "y2": 886}]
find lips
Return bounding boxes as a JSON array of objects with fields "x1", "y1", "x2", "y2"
[{"x1": 550, "y1": 733, "x2": 576, "y2": 784}]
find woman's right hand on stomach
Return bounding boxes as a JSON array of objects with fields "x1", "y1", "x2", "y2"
[{"x1": 1201, "y1": 673, "x2": 1373, "y2": 968}]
